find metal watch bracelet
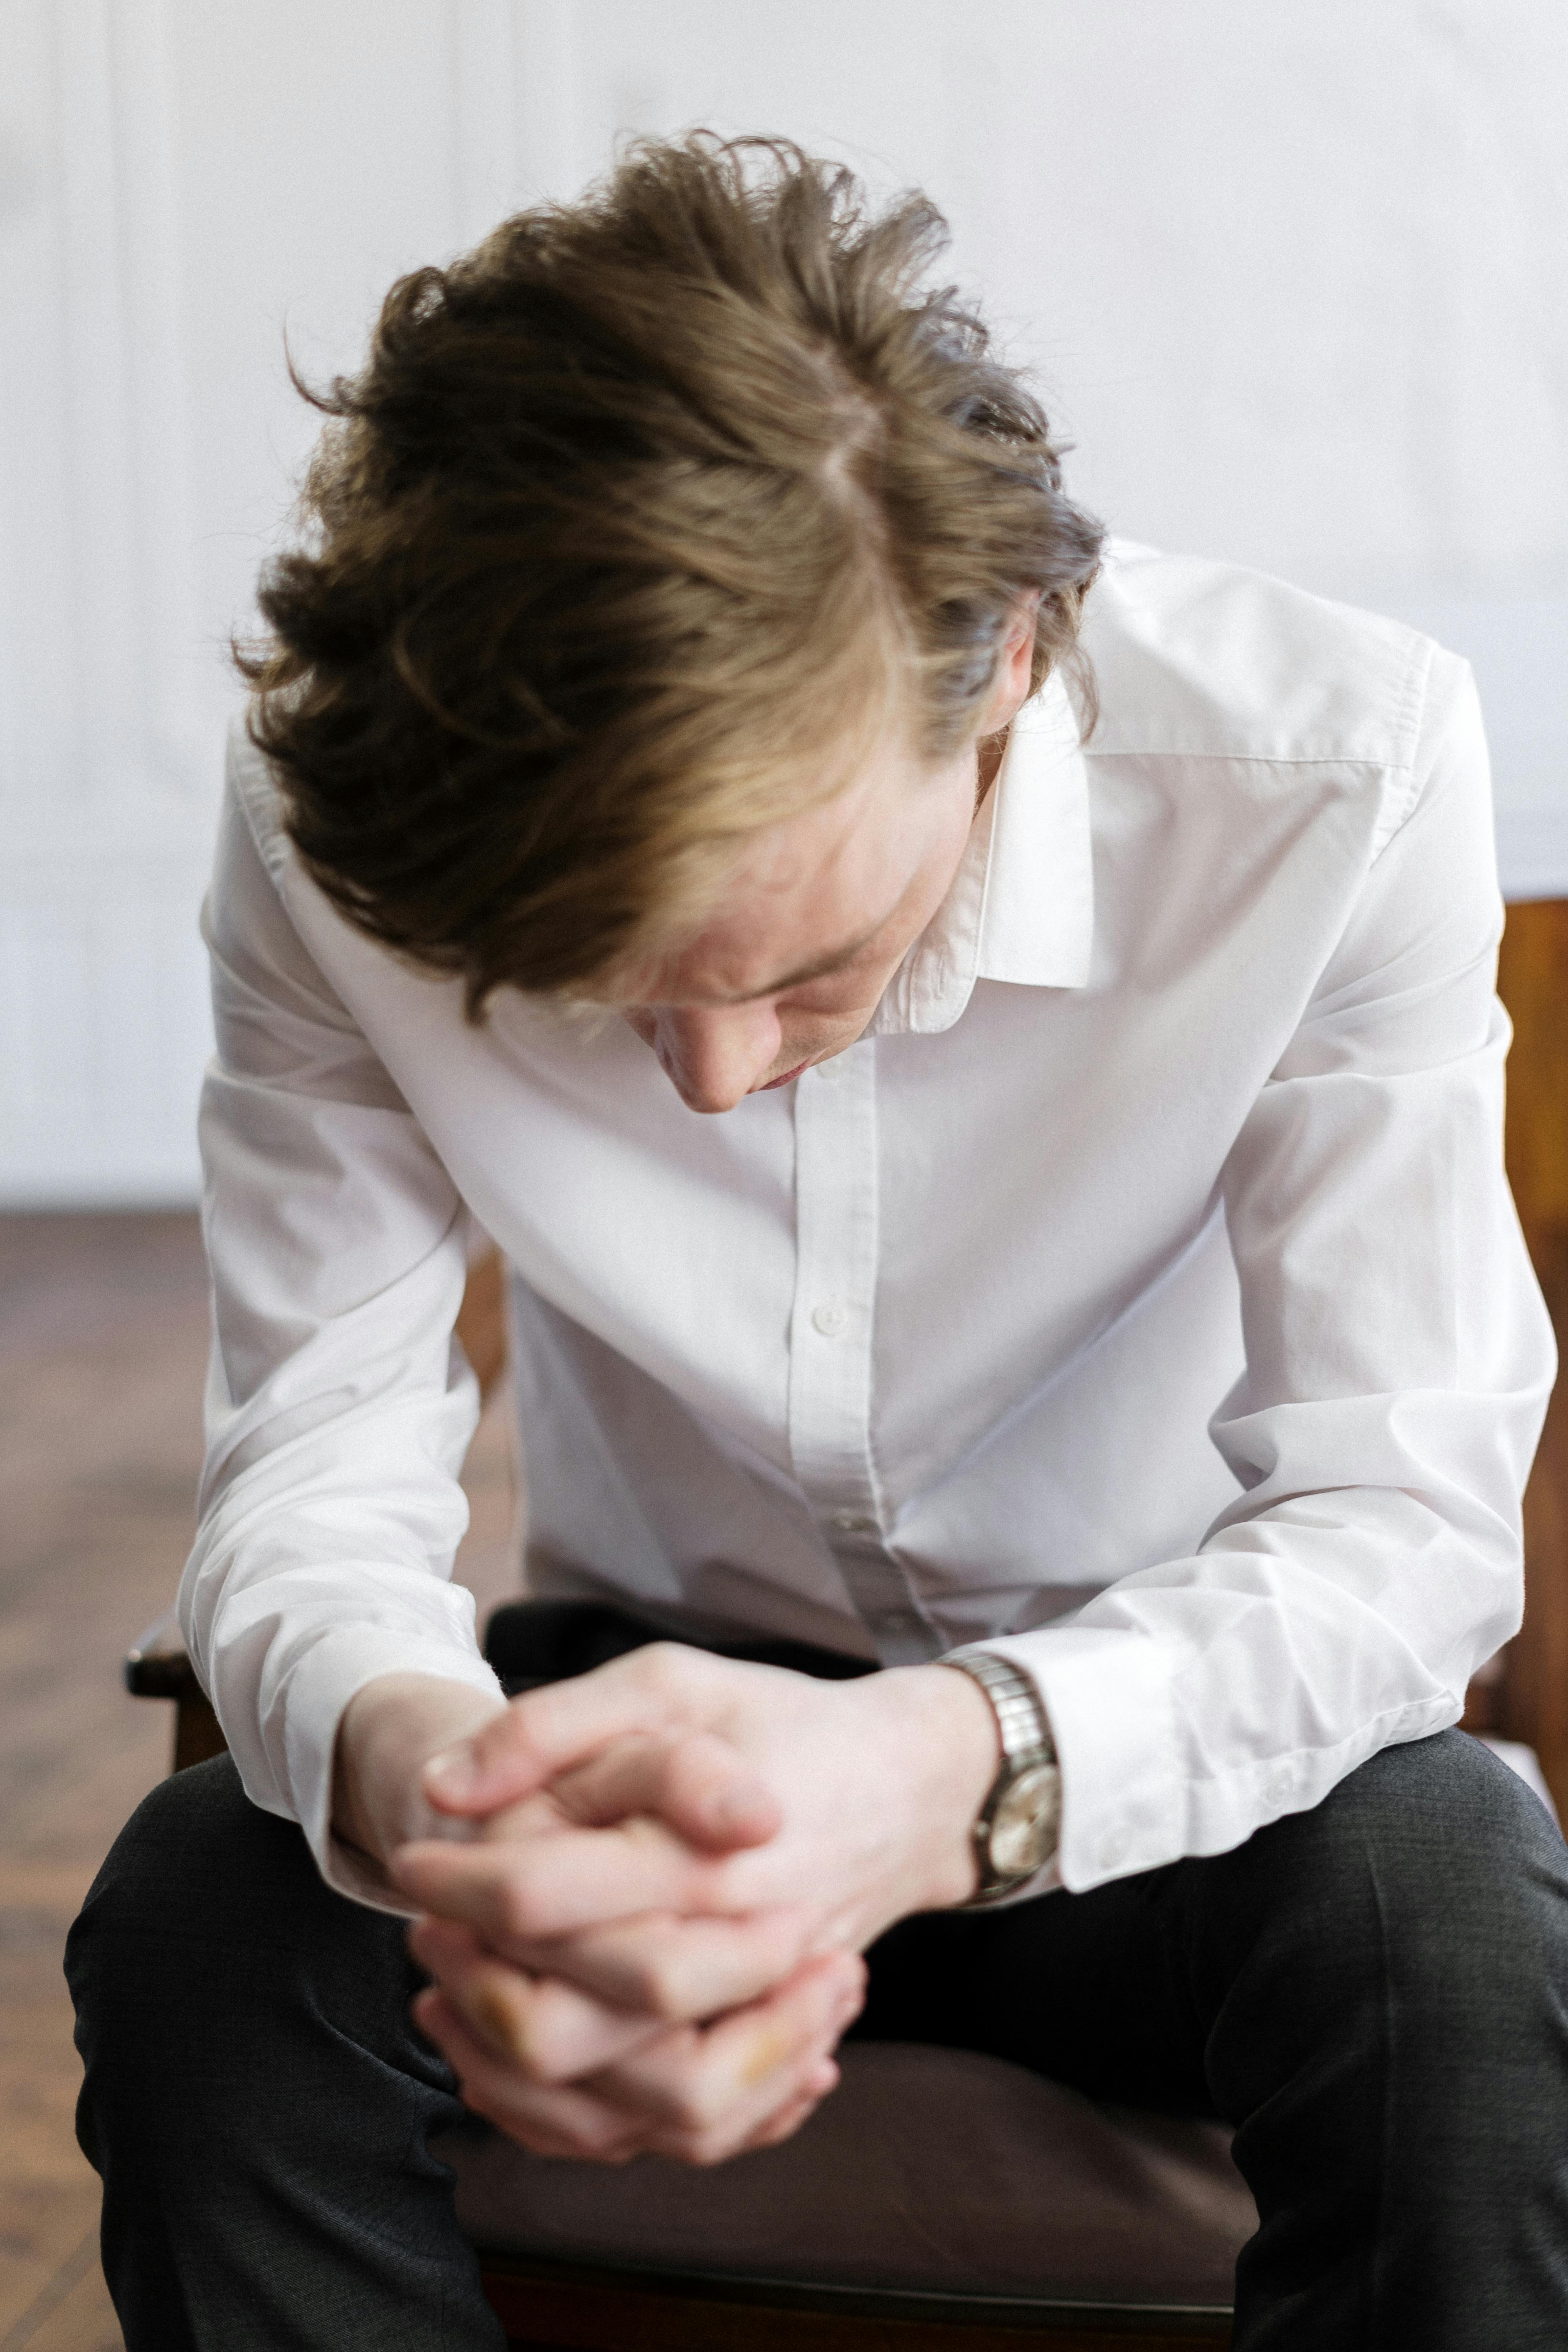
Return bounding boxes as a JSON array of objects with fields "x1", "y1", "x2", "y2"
[{"x1": 940, "y1": 1646, "x2": 1061, "y2": 1905}]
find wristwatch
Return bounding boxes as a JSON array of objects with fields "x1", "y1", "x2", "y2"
[{"x1": 941, "y1": 1646, "x2": 1062, "y2": 1905}]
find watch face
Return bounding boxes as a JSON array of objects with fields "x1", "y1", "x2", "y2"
[{"x1": 990, "y1": 1762, "x2": 1062, "y2": 1878}]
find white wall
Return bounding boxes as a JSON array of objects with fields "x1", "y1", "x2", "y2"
[{"x1": 2, "y1": 0, "x2": 1565, "y2": 1203}]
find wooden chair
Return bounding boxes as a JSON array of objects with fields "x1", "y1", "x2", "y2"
[
  {"x1": 124, "y1": 900, "x2": 1568, "y2": 2348},
  {"x1": 1460, "y1": 900, "x2": 1568, "y2": 1816}
]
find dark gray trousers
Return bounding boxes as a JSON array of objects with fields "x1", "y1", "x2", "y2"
[{"x1": 67, "y1": 1721, "x2": 1568, "y2": 2350}]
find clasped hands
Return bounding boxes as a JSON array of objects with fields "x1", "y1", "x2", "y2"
[{"x1": 338, "y1": 1645, "x2": 1000, "y2": 2167}]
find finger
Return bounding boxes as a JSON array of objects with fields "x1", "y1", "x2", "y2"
[
  {"x1": 420, "y1": 1643, "x2": 730, "y2": 1819},
  {"x1": 408, "y1": 1917, "x2": 662, "y2": 2083},
  {"x1": 737, "y1": 2065, "x2": 840, "y2": 2154},
  {"x1": 416, "y1": 1953, "x2": 858, "y2": 2169},
  {"x1": 593, "y1": 1950, "x2": 865, "y2": 2165},
  {"x1": 550, "y1": 1729, "x2": 779, "y2": 1853},
  {"x1": 509, "y1": 1906, "x2": 819, "y2": 2023},
  {"x1": 413, "y1": 1986, "x2": 651, "y2": 2164},
  {"x1": 392, "y1": 1808, "x2": 734, "y2": 1944}
]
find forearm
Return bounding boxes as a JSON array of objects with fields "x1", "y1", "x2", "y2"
[
  {"x1": 334, "y1": 1671, "x2": 510, "y2": 1871},
  {"x1": 192, "y1": 761, "x2": 511, "y2": 1877}
]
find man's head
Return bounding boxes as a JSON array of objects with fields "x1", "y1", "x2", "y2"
[
  {"x1": 243, "y1": 134, "x2": 1102, "y2": 1098},
  {"x1": 614, "y1": 602, "x2": 1037, "y2": 1110}
]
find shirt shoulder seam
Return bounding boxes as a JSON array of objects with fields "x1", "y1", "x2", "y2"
[
  {"x1": 226, "y1": 719, "x2": 295, "y2": 889},
  {"x1": 1368, "y1": 628, "x2": 1439, "y2": 856}
]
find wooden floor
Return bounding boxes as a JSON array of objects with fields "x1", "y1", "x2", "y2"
[{"x1": 0, "y1": 1213, "x2": 520, "y2": 2351}]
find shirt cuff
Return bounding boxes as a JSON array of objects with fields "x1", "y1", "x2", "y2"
[
  {"x1": 271, "y1": 1622, "x2": 506, "y2": 1913},
  {"x1": 975, "y1": 1624, "x2": 1183, "y2": 1893}
]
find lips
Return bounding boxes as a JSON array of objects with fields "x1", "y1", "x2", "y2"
[{"x1": 758, "y1": 1061, "x2": 809, "y2": 1092}]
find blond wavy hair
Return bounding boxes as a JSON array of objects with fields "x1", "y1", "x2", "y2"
[{"x1": 240, "y1": 134, "x2": 1103, "y2": 1013}]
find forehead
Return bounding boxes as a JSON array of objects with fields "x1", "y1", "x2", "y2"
[{"x1": 625, "y1": 729, "x2": 942, "y2": 1007}]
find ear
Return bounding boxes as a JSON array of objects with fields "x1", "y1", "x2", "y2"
[{"x1": 978, "y1": 593, "x2": 1041, "y2": 735}]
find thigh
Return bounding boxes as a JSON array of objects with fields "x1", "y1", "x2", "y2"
[
  {"x1": 857, "y1": 1728, "x2": 1568, "y2": 2131},
  {"x1": 67, "y1": 1751, "x2": 440, "y2": 2127},
  {"x1": 852, "y1": 1866, "x2": 1216, "y2": 2115},
  {"x1": 67, "y1": 1756, "x2": 498, "y2": 2352}
]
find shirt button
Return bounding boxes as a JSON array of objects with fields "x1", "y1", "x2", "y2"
[
  {"x1": 833, "y1": 1511, "x2": 877, "y2": 1536},
  {"x1": 877, "y1": 1611, "x2": 920, "y2": 1638},
  {"x1": 1100, "y1": 1829, "x2": 1130, "y2": 1873},
  {"x1": 811, "y1": 1300, "x2": 849, "y2": 1337},
  {"x1": 1266, "y1": 1766, "x2": 1295, "y2": 1807}
]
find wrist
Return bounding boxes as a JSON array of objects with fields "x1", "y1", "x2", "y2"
[
  {"x1": 334, "y1": 1671, "x2": 509, "y2": 1868},
  {"x1": 873, "y1": 1664, "x2": 1002, "y2": 1913}
]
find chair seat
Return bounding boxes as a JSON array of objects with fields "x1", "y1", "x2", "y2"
[{"x1": 445, "y1": 2040, "x2": 1255, "y2": 2328}]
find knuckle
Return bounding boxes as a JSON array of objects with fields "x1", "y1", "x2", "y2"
[
  {"x1": 643, "y1": 2068, "x2": 717, "y2": 2134},
  {"x1": 636, "y1": 1641, "x2": 707, "y2": 1698},
  {"x1": 574, "y1": 2116, "x2": 632, "y2": 2161},
  {"x1": 632, "y1": 1950, "x2": 691, "y2": 2023},
  {"x1": 635, "y1": 1643, "x2": 684, "y2": 1696},
  {"x1": 511, "y1": 1688, "x2": 575, "y2": 1765},
  {"x1": 675, "y1": 2071, "x2": 730, "y2": 2134},
  {"x1": 523, "y1": 2020, "x2": 597, "y2": 2089},
  {"x1": 513, "y1": 2035, "x2": 569, "y2": 2087},
  {"x1": 668, "y1": 2123, "x2": 734, "y2": 2168}
]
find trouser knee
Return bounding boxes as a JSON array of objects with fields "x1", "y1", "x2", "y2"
[
  {"x1": 1264, "y1": 1731, "x2": 1564, "y2": 2011},
  {"x1": 1189, "y1": 1729, "x2": 1568, "y2": 2127},
  {"x1": 66, "y1": 1755, "x2": 437, "y2": 2172},
  {"x1": 68, "y1": 1755, "x2": 496, "y2": 2350}
]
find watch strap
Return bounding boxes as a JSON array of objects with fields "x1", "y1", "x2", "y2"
[{"x1": 941, "y1": 1646, "x2": 1059, "y2": 1904}]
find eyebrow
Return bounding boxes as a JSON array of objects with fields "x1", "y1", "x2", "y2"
[{"x1": 695, "y1": 921, "x2": 884, "y2": 1006}]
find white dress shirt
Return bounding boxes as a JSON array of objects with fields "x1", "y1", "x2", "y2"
[{"x1": 185, "y1": 541, "x2": 1556, "y2": 1909}]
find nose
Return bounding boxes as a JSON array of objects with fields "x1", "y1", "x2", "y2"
[{"x1": 653, "y1": 1005, "x2": 783, "y2": 1113}]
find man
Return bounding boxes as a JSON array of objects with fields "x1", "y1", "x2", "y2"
[{"x1": 69, "y1": 134, "x2": 1564, "y2": 2349}]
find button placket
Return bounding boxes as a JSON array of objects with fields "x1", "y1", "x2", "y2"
[{"x1": 787, "y1": 1048, "x2": 936, "y2": 1664}]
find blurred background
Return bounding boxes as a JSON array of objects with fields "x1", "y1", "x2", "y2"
[
  {"x1": 1, "y1": 5, "x2": 1565, "y2": 2346},
  {"x1": 2, "y1": 0, "x2": 1566, "y2": 1207}
]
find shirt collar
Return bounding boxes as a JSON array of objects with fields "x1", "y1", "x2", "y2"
[{"x1": 868, "y1": 670, "x2": 1094, "y2": 1038}]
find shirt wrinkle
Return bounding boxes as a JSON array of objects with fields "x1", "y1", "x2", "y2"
[{"x1": 184, "y1": 542, "x2": 1555, "y2": 1907}]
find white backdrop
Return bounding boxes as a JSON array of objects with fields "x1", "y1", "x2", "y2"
[{"x1": 2, "y1": 0, "x2": 1565, "y2": 1203}]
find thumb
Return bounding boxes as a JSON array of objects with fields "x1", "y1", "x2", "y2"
[
  {"x1": 419, "y1": 1728, "x2": 503, "y2": 1816},
  {"x1": 421, "y1": 1699, "x2": 563, "y2": 1816},
  {"x1": 419, "y1": 1659, "x2": 682, "y2": 1817}
]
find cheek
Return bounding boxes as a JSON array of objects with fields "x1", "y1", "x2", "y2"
[
  {"x1": 775, "y1": 978, "x2": 877, "y2": 1033},
  {"x1": 768, "y1": 1000, "x2": 882, "y2": 1075}
]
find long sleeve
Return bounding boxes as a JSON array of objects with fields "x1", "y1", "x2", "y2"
[
  {"x1": 989, "y1": 653, "x2": 1557, "y2": 1892},
  {"x1": 180, "y1": 753, "x2": 503, "y2": 1904}
]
